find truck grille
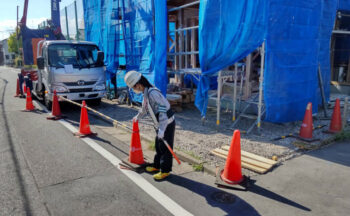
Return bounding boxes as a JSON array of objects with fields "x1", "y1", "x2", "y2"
[
  {"x1": 69, "y1": 88, "x2": 93, "y2": 93},
  {"x1": 63, "y1": 81, "x2": 96, "y2": 86}
]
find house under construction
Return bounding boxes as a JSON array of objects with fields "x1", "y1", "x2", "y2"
[{"x1": 82, "y1": 0, "x2": 350, "y2": 132}]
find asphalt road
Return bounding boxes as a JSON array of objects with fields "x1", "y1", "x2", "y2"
[
  {"x1": 1, "y1": 66, "x2": 349, "y2": 216},
  {"x1": 0, "y1": 67, "x2": 258, "y2": 216}
]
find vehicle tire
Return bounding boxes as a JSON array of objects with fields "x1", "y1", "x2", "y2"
[
  {"x1": 89, "y1": 98, "x2": 101, "y2": 106},
  {"x1": 43, "y1": 91, "x2": 52, "y2": 111}
]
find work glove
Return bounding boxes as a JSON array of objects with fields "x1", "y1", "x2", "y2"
[{"x1": 157, "y1": 129, "x2": 164, "y2": 140}]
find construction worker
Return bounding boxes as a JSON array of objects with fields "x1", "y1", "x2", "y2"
[{"x1": 124, "y1": 71, "x2": 175, "y2": 180}]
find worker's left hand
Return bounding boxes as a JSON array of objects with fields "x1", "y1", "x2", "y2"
[{"x1": 157, "y1": 130, "x2": 164, "y2": 140}]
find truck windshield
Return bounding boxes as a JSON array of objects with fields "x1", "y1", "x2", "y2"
[{"x1": 48, "y1": 44, "x2": 99, "y2": 69}]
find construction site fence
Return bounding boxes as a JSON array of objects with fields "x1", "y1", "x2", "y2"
[{"x1": 60, "y1": 0, "x2": 85, "y2": 41}]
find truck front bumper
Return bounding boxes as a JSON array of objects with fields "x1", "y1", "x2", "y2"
[{"x1": 50, "y1": 91, "x2": 106, "y2": 102}]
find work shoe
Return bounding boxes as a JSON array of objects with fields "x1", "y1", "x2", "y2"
[
  {"x1": 153, "y1": 172, "x2": 170, "y2": 180},
  {"x1": 145, "y1": 166, "x2": 160, "y2": 173}
]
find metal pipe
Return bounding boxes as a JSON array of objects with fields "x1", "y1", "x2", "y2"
[
  {"x1": 318, "y1": 64, "x2": 328, "y2": 118},
  {"x1": 168, "y1": 1, "x2": 200, "y2": 12},
  {"x1": 74, "y1": 0, "x2": 79, "y2": 40},
  {"x1": 217, "y1": 70, "x2": 222, "y2": 126},
  {"x1": 332, "y1": 30, "x2": 350, "y2": 35},
  {"x1": 65, "y1": 7, "x2": 70, "y2": 40},
  {"x1": 167, "y1": 51, "x2": 199, "y2": 56},
  {"x1": 257, "y1": 41, "x2": 265, "y2": 131},
  {"x1": 169, "y1": 26, "x2": 199, "y2": 33},
  {"x1": 238, "y1": 65, "x2": 245, "y2": 114},
  {"x1": 179, "y1": 9, "x2": 183, "y2": 70},
  {"x1": 233, "y1": 64, "x2": 238, "y2": 121}
]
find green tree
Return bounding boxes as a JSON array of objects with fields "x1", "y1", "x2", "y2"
[{"x1": 7, "y1": 30, "x2": 22, "y2": 54}]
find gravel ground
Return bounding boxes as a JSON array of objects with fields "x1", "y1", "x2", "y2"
[{"x1": 95, "y1": 94, "x2": 348, "y2": 176}]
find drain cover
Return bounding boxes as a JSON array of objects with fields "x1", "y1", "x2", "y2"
[{"x1": 210, "y1": 192, "x2": 236, "y2": 204}]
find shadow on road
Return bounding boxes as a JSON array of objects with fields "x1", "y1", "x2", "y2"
[
  {"x1": 168, "y1": 174, "x2": 311, "y2": 215},
  {"x1": 248, "y1": 183, "x2": 311, "y2": 212},
  {"x1": 0, "y1": 77, "x2": 33, "y2": 215},
  {"x1": 89, "y1": 136, "x2": 130, "y2": 156},
  {"x1": 167, "y1": 175, "x2": 261, "y2": 216}
]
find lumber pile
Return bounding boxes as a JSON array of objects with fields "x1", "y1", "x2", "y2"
[{"x1": 211, "y1": 145, "x2": 277, "y2": 174}]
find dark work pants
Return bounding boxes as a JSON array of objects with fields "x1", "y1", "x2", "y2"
[
  {"x1": 154, "y1": 120, "x2": 176, "y2": 173},
  {"x1": 18, "y1": 73, "x2": 24, "y2": 95}
]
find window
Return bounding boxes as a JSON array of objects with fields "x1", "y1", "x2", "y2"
[{"x1": 48, "y1": 44, "x2": 99, "y2": 69}]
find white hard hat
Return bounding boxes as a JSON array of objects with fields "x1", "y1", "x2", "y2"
[{"x1": 124, "y1": 70, "x2": 141, "y2": 88}]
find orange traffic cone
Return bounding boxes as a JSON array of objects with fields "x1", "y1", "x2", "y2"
[
  {"x1": 74, "y1": 101, "x2": 96, "y2": 137},
  {"x1": 215, "y1": 130, "x2": 248, "y2": 190},
  {"x1": 24, "y1": 87, "x2": 35, "y2": 111},
  {"x1": 328, "y1": 98, "x2": 342, "y2": 133},
  {"x1": 14, "y1": 78, "x2": 21, "y2": 97},
  {"x1": 47, "y1": 90, "x2": 63, "y2": 120},
  {"x1": 299, "y1": 102, "x2": 313, "y2": 139},
  {"x1": 128, "y1": 120, "x2": 145, "y2": 165},
  {"x1": 221, "y1": 130, "x2": 243, "y2": 184}
]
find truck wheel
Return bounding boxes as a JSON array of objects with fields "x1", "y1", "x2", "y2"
[
  {"x1": 44, "y1": 94, "x2": 52, "y2": 111},
  {"x1": 89, "y1": 98, "x2": 101, "y2": 106}
]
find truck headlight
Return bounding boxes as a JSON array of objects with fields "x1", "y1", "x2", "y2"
[
  {"x1": 53, "y1": 85, "x2": 68, "y2": 93},
  {"x1": 94, "y1": 83, "x2": 106, "y2": 91}
]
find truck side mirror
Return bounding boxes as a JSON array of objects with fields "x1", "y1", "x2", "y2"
[
  {"x1": 96, "y1": 51, "x2": 104, "y2": 67},
  {"x1": 37, "y1": 56, "x2": 44, "y2": 70}
]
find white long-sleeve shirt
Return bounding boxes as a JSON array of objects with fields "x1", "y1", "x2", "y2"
[{"x1": 136, "y1": 87, "x2": 174, "y2": 134}]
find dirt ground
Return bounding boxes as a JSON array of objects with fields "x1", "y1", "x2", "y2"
[{"x1": 95, "y1": 93, "x2": 348, "y2": 176}]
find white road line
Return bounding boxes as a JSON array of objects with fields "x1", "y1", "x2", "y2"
[{"x1": 34, "y1": 99, "x2": 192, "y2": 216}]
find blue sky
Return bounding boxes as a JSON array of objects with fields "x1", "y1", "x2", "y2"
[{"x1": 0, "y1": 0, "x2": 75, "y2": 40}]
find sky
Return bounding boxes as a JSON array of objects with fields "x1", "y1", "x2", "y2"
[{"x1": 0, "y1": 0, "x2": 75, "y2": 40}]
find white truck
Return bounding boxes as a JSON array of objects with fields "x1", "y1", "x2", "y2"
[{"x1": 32, "y1": 40, "x2": 106, "y2": 109}]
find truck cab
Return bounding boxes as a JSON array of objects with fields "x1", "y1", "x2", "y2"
[{"x1": 33, "y1": 40, "x2": 106, "y2": 108}]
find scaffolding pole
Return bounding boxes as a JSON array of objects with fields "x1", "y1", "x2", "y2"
[
  {"x1": 65, "y1": 7, "x2": 70, "y2": 39},
  {"x1": 232, "y1": 63, "x2": 238, "y2": 121},
  {"x1": 216, "y1": 70, "x2": 222, "y2": 126},
  {"x1": 168, "y1": 1, "x2": 200, "y2": 12},
  {"x1": 257, "y1": 41, "x2": 265, "y2": 132},
  {"x1": 74, "y1": 0, "x2": 79, "y2": 40}
]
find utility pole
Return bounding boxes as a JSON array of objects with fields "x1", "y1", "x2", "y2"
[{"x1": 16, "y1": 6, "x2": 20, "y2": 55}]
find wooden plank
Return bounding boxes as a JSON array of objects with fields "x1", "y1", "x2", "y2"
[
  {"x1": 213, "y1": 148, "x2": 272, "y2": 170},
  {"x1": 222, "y1": 146, "x2": 277, "y2": 165},
  {"x1": 211, "y1": 149, "x2": 227, "y2": 159},
  {"x1": 242, "y1": 156, "x2": 271, "y2": 170},
  {"x1": 210, "y1": 150, "x2": 267, "y2": 174},
  {"x1": 241, "y1": 161, "x2": 267, "y2": 174}
]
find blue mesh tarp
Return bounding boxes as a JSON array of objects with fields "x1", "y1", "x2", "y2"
[
  {"x1": 264, "y1": 1, "x2": 337, "y2": 122},
  {"x1": 196, "y1": 0, "x2": 267, "y2": 117},
  {"x1": 196, "y1": 0, "x2": 337, "y2": 123},
  {"x1": 338, "y1": 0, "x2": 350, "y2": 10},
  {"x1": 317, "y1": 0, "x2": 337, "y2": 108},
  {"x1": 83, "y1": 0, "x2": 167, "y2": 101},
  {"x1": 154, "y1": 0, "x2": 168, "y2": 95}
]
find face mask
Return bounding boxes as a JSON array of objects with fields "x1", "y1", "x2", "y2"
[{"x1": 133, "y1": 89, "x2": 142, "y2": 94}]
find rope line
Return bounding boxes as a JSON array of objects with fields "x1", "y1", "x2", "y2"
[{"x1": 58, "y1": 96, "x2": 132, "y2": 131}]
